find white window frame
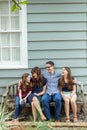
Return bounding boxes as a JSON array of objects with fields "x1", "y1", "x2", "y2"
[{"x1": 0, "y1": 4, "x2": 28, "y2": 69}]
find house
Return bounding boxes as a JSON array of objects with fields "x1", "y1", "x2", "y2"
[{"x1": 0, "y1": 0, "x2": 87, "y2": 101}]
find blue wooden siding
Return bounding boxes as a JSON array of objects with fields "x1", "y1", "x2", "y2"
[
  {"x1": 27, "y1": 0, "x2": 87, "y2": 90},
  {"x1": 0, "y1": 0, "x2": 87, "y2": 100}
]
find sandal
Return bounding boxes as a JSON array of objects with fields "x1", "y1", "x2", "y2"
[
  {"x1": 66, "y1": 118, "x2": 70, "y2": 122},
  {"x1": 73, "y1": 116, "x2": 78, "y2": 122}
]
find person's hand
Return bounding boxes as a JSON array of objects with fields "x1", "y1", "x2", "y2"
[
  {"x1": 23, "y1": 97, "x2": 27, "y2": 103},
  {"x1": 70, "y1": 93, "x2": 74, "y2": 99},
  {"x1": 73, "y1": 78, "x2": 77, "y2": 84},
  {"x1": 20, "y1": 98, "x2": 23, "y2": 104},
  {"x1": 60, "y1": 91, "x2": 64, "y2": 97},
  {"x1": 34, "y1": 93, "x2": 38, "y2": 96}
]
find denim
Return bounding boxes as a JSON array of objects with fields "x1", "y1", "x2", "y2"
[
  {"x1": 42, "y1": 93, "x2": 62, "y2": 120},
  {"x1": 14, "y1": 96, "x2": 26, "y2": 119}
]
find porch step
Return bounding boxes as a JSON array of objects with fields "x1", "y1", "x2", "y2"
[{"x1": 5, "y1": 121, "x2": 87, "y2": 130}]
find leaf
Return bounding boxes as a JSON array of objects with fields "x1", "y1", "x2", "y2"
[
  {"x1": 11, "y1": 4, "x2": 20, "y2": 12},
  {"x1": 11, "y1": 4, "x2": 16, "y2": 12},
  {"x1": 19, "y1": 0, "x2": 28, "y2": 4}
]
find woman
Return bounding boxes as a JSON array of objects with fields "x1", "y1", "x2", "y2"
[
  {"x1": 31, "y1": 67, "x2": 47, "y2": 121},
  {"x1": 31, "y1": 67, "x2": 47, "y2": 97},
  {"x1": 59, "y1": 67, "x2": 77, "y2": 122},
  {"x1": 14, "y1": 73, "x2": 46, "y2": 122}
]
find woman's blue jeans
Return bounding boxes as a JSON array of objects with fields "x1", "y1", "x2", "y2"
[
  {"x1": 14, "y1": 96, "x2": 26, "y2": 119},
  {"x1": 42, "y1": 93, "x2": 62, "y2": 120}
]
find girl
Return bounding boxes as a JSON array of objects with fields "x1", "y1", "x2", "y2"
[
  {"x1": 31, "y1": 67, "x2": 47, "y2": 121},
  {"x1": 14, "y1": 73, "x2": 46, "y2": 122},
  {"x1": 59, "y1": 67, "x2": 77, "y2": 122}
]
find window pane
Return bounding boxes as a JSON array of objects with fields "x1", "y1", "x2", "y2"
[
  {"x1": 0, "y1": 1, "x2": 9, "y2": 15},
  {"x1": 0, "y1": 0, "x2": 27, "y2": 68},
  {"x1": 1, "y1": 16, "x2": 9, "y2": 31},
  {"x1": 12, "y1": 48, "x2": 20, "y2": 61},
  {"x1": 2, "y1": 48, "x2": 10, "y2": 61},
  {"x1": 11, "y1": 16, "x2": 20, "y2": 30},
  {"x1": 11, "y1": 33, "x2": 20, "y2": 46},
  {"x1": 1, "y1": 33, "x2": 10, "y2": 46}
]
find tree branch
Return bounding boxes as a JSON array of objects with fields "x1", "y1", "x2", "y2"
[{"x1": 12, "y1": 0, "x2": 22, "y2": 10}]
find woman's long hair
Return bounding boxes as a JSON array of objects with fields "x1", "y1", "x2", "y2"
[
  {"x1": 59, "y1": 67, "x2": 74, "y2": 90},
  {"x1": 21, "y1": 73, "x2": 32, "y2": 91},
  {"x1": 31, "y1": 67, "x2": 43, "y2": 87}
]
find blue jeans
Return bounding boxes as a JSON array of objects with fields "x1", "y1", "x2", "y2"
[
  {"x1": 42, "y1": 93, "x2": 62, "y2": 120},
  {"x1": 14, "y1": 96, "x2": 26, "y2": 119}
]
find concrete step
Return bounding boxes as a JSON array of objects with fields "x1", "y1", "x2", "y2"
[{"x1": 5, "y1": 121, "x2": 87, "y2": 130}]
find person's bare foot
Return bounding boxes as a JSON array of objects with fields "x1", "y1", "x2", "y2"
[
  {"x1": 73, "y1": 116, "x2": 78, "y2": 122},
  {"x1": 55, "y1": 120, "x2": 61, "y2": 125},
  {"x1": 66, "y1": 118, "x2": 70, "y2": 123},
  {"x1": 41, "y1": 114, "x2": 46, "y2": 121},
  {"x1": 32, "y1": 121, "x2": 37, "y2": 127},
  {"x1": 56, "y1": 120, "x2": 60, "y2": 122}
]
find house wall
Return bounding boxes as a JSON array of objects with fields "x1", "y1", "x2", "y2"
[
  {"x1": 27, "y1": 0, "x2": 87, "y2": 89},
  {"x1": 0, "y1": 0, "x2": 87, "y2": 101}
]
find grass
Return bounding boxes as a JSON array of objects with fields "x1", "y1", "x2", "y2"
[{"x1": 0, "y1": 102, "x2": 13, "y2": 130}]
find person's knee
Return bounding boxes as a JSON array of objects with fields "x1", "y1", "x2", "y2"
[
  {"x1": 15, "y1": 96, "x2": 20, "y2": 105},
  {"x1": 71, "y1": 99, "x2": 76, "y2": 104},
  {"x1": 31, "y1": 101, "x2": 34, "y2": 107},
  {"x1": 54, "y1": 94, "x2": 62, "y2": 103},
  {"x1": 65, "y1": 99, "x2": 69, "y2": 104},
  {"x1": 15, "y1": 100, "x2": 20, "y2": 106},
  {"x1": 15, "y1": 103, "x2": 19, "y2": 108},
  {"x1": 32, "y1": 96, "x2": 37, "y2": 101}
]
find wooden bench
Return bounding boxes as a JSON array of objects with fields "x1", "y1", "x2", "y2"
[{"x1": 2, "y1": 80, "x2": 85, "y2": 119}]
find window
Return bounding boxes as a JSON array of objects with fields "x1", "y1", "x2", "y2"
[{"x1": 0, "y1": 0, "x2": 28, "y2": 69}]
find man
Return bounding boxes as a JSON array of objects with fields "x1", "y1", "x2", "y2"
[{"x1": 42, "y1": 61, "x2": 62, "y2": 122}]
